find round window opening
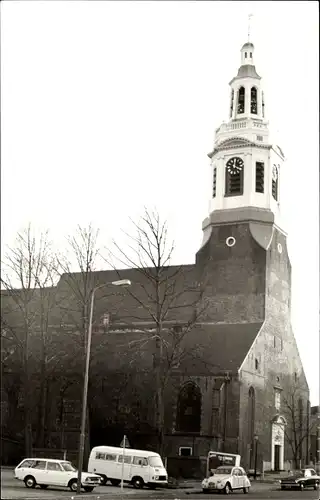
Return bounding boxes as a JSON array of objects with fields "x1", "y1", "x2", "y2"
[
  {"x1": 277, "y1": 243, "x2": 282, "y2": 254},
  {"x1": 226, "y1": 236, "x2": 236, "y2": 247}
]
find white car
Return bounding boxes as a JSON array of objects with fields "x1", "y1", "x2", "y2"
[
  {"x1": 202, "y1": 465, "x2": 251, "y2": 494},
  {"x1": 14, "y1": 458, "x2": 101, "y2": 492}
]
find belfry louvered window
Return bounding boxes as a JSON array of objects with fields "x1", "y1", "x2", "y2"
[
  {"x1": 272, "y1": 165, "x2": 279, "y2": 201},
  {"x1": 255, "y1": 162, "x2": 264, "y2": 193},
  {"x1": 237, "y1": 86, "x2": 245, "y2": 114},
  {"x1": 230, "y1": 89, "x2": 234, "y2": 118},
  {"x1": 225, "y1": 157, "x2": 244, "y2": 196},
  {"x1": 212, "y1": 167, "x2": 217, "y2": 198},
  {"x1": 251, "y1": 87, "x2": 258, "y2": 114}
]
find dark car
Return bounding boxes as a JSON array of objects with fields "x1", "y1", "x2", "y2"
[{"x1": 279, "y1": 468, "x2": 320, "y2": 491}]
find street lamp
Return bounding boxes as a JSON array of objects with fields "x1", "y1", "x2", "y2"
[
  {"x1": 254, "y1": 435, "x2": 259, "y2": 480},
  {"x1": 76, "y1": 279, "x2": 131, "y2": 494}
]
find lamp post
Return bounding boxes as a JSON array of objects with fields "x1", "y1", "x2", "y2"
[
  {"x1": 76, "y1": 279, "x2": 131, "y2": 494},
  {"x1": 254, "y1": 435, "x2": 259, "y2": 480}
]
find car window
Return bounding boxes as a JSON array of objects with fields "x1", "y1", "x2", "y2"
[
  {"x1": 232, "y1": 468, "x2": 238, "y2": 476},
  {"x1": 32, "y1": 460, "x2": 46, "y2": 470},
  {"x1": 47, "y1": 462, "x2": 62, "y2": 471},
  {"x1": 311, "y1": 470, "x2": 316, "y2": 476},
  {"x1": 237, "y1": 468, "x2": 243, "y2": 476},
  {"x1": 96, "y1": 452, "x2": 105, "y2": 460},
  {"x1": 215, "y1": 467, "x2": 232, "y2": 475},
  {"x1": 133, "y1": 457, "x2": 148, "y2": 466},
  {"x1": 117, "y1": 455, "x2": 132, "y2": 464},
  {"x1": 61, "y1": 462, "x2": 77, "y2": 472},
  {"x1": 18, "y1": 460, "x2": 35, "y2": 468}
]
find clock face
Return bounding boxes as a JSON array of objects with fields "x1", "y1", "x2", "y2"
[
  {"x1": 226, "y1": 157, "x2": 244, "y2": 175},
  {"x1": 272, "y1": 165, "x2": 278, "y2": 181}
]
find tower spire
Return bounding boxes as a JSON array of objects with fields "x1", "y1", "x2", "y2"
[{"x1": 248, "y1": 13, "x2": 253, "y2": 42}]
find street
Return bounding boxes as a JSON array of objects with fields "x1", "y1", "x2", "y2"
[{"x1": 1, "y1": 469, "x2": 320, "y2": 500}]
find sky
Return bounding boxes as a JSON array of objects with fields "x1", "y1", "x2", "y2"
[{"x1": 1, "y1": 1, "x2": 319, "y2": 405}]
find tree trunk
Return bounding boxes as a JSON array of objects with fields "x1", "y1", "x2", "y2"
[{"x1": 36, "y1": 364, "x2": 47, "y2": 447}]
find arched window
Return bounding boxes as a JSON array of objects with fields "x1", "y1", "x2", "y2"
[
  {"x1": 298, "y1": 398, "x2": 303, "y2": 459},
  {"x1": 245, "y1": 52, "x2": 247, "y2": 58},
  {"x1": 248, "y1": 387, "x2": 255, "y2": 468},
  {"x1": 251, "y1": 87, "x2": 258, "y2": 114},
  {"x1": 176, "y1": 382, "x2": 201, "y2": 433},
  {"x1": 237, "y1": 87, "x2": 245, "y2": 114},
  {"x1": 262, "y1": 92, "x2": 265, "y2": 118},
  {"x1": 230, "y1": 89, "x2": 234, "y2": 118}
]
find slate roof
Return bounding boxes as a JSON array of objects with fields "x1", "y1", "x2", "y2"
[
  {"x1": 91, "y1": 320, "x2": 263, "y2": 376},
  {"x1": 242, "y1": 42, "x2": 254, "y2": 49},
  {"x1": 177, "y1": 322, "x2": 263, "y2": 374}
]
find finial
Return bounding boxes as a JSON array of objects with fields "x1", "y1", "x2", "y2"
[{"x1": 248, "y1": 13, "x2": 253, "y2": 42}]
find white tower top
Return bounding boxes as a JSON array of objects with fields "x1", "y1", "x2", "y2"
[{"x1": 204, "y1": 39, "x2": 285, "y2": 232}]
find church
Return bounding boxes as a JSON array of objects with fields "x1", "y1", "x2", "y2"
[{"x1": 1, "y1": 39, "x2": 310, "y2": 476}]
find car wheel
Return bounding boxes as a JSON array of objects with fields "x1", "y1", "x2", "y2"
[
  {"x1": 69, "y1": 479, "x2": 78, "y2": 492},
  {"x1": 132, "y1": 476, "x2": 144, "y2": 489},
  {"x1": 99, "y1": 474, "x2": 108, "y2": 485},
  {"x1": 281, "y1": 485, "x2": 285, "y2": 490},
  {"x1": 24, "y1": 476, "x2": 36, "y2": 488},
  {"x1": 224, "y1": 483, "x2": 231, "y2": 495},
  {"x1": 84, "y1": 486, "x2": 94, "y2": 492},
  {"x1": 299, "y1": 482, "x2": 305, "y2": 490},
  {"x1": 243, "y1": 486, "x2": 249, "y2": 493},
  {"x1": 314, "y1": 481, "x2": 319, "y2": 490},
  {"x1": 110, "y1": 479, "x2": 121, "y2": 486},
  {"x1": 40, "y1": 485, "x2": 48, "y2": 489}
]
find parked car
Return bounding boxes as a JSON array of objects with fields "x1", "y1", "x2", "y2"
[
  {"x1": 202, "y1": 465, "x2": 251, "y2": 494},
  {"x1": 279, "y1": 468, "x2": 320, "y2": 491},
  {"x1": 14, "y1": 458, "x2": 101, "y2": 492}
]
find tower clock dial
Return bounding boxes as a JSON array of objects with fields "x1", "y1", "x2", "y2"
[
  {"x1": 272, "y1": 165, "x2": 278, "y2": 181},
  {"x1": 226, "y1": 157, "x2": 244, "y2": 175}
]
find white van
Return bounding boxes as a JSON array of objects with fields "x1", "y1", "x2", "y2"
[{"x1": 88, "y1": 445, "x2": 168, "y2": 489}]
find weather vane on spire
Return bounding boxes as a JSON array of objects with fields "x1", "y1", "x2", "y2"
[{"x1": 248, "y1": 13, "x2": 253, "y2": 42}]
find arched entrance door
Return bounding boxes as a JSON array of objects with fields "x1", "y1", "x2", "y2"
[{"x1": 271, "y1": 415, "x2": 286, "y2": 471}]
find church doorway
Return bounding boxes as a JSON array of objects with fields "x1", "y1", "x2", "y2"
[
  {"x1": 271, "y1": 415, "x2": 286, "y2": 471},
  {"x1": 274, "y1": 444, "x2": 280, "y2": 471}
]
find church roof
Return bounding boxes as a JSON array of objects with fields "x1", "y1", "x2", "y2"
[
  {"x1": 242, "y1": 42, "x2": 254, "y2": 49},
  {"x1": 230, "y1": 64, "x2": 261, "y2": 83},
  {"x1": 174, "y1": 322, "x2": 263, "y2": 375}
]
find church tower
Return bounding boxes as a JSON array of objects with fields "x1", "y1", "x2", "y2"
[
  {"x1": 196, "y1": 39, "x2": 309, "y2": 473},
  {"x1": 206, "y1": 41, "x2": 285, "y2": 229},
  {"x1": 197, "y1": 40, "x2": 288, "y2": 324}
]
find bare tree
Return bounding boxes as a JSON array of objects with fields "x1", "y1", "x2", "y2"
[
  {"x1": 281, "y1": 380, "x2": 313, "y2": 469},
  {"x1": 104, "y1": 208, "x2": 208, "y2": 455},
  {"x1": 54, "y1": 223, "x2": 102, "y2": 461},
  {"x1": 1, "y1": 225, "x2": 58, "y2": 454}
]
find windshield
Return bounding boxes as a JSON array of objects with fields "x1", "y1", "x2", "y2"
[
  {"x1": 148, "y1": 456, "x2": 164, "y2": 468},
  {"x1": 215, "y1": 467, "x2": 232, "y2": 475},
  {"x1": 61, "y1": 462, "x2": 77, "y2": 472}
]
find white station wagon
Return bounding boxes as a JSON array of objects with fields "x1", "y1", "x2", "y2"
[
  {"x1": 14, "y1": 458, "x2": 101, "y2": 492},
  {"x1": 202, "y1": 465, "x2": 251, "y2": 494}
]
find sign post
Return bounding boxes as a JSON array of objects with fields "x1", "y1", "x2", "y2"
[{"x1": 120, "y1": 435, "x2": 126, "y2": 491}]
